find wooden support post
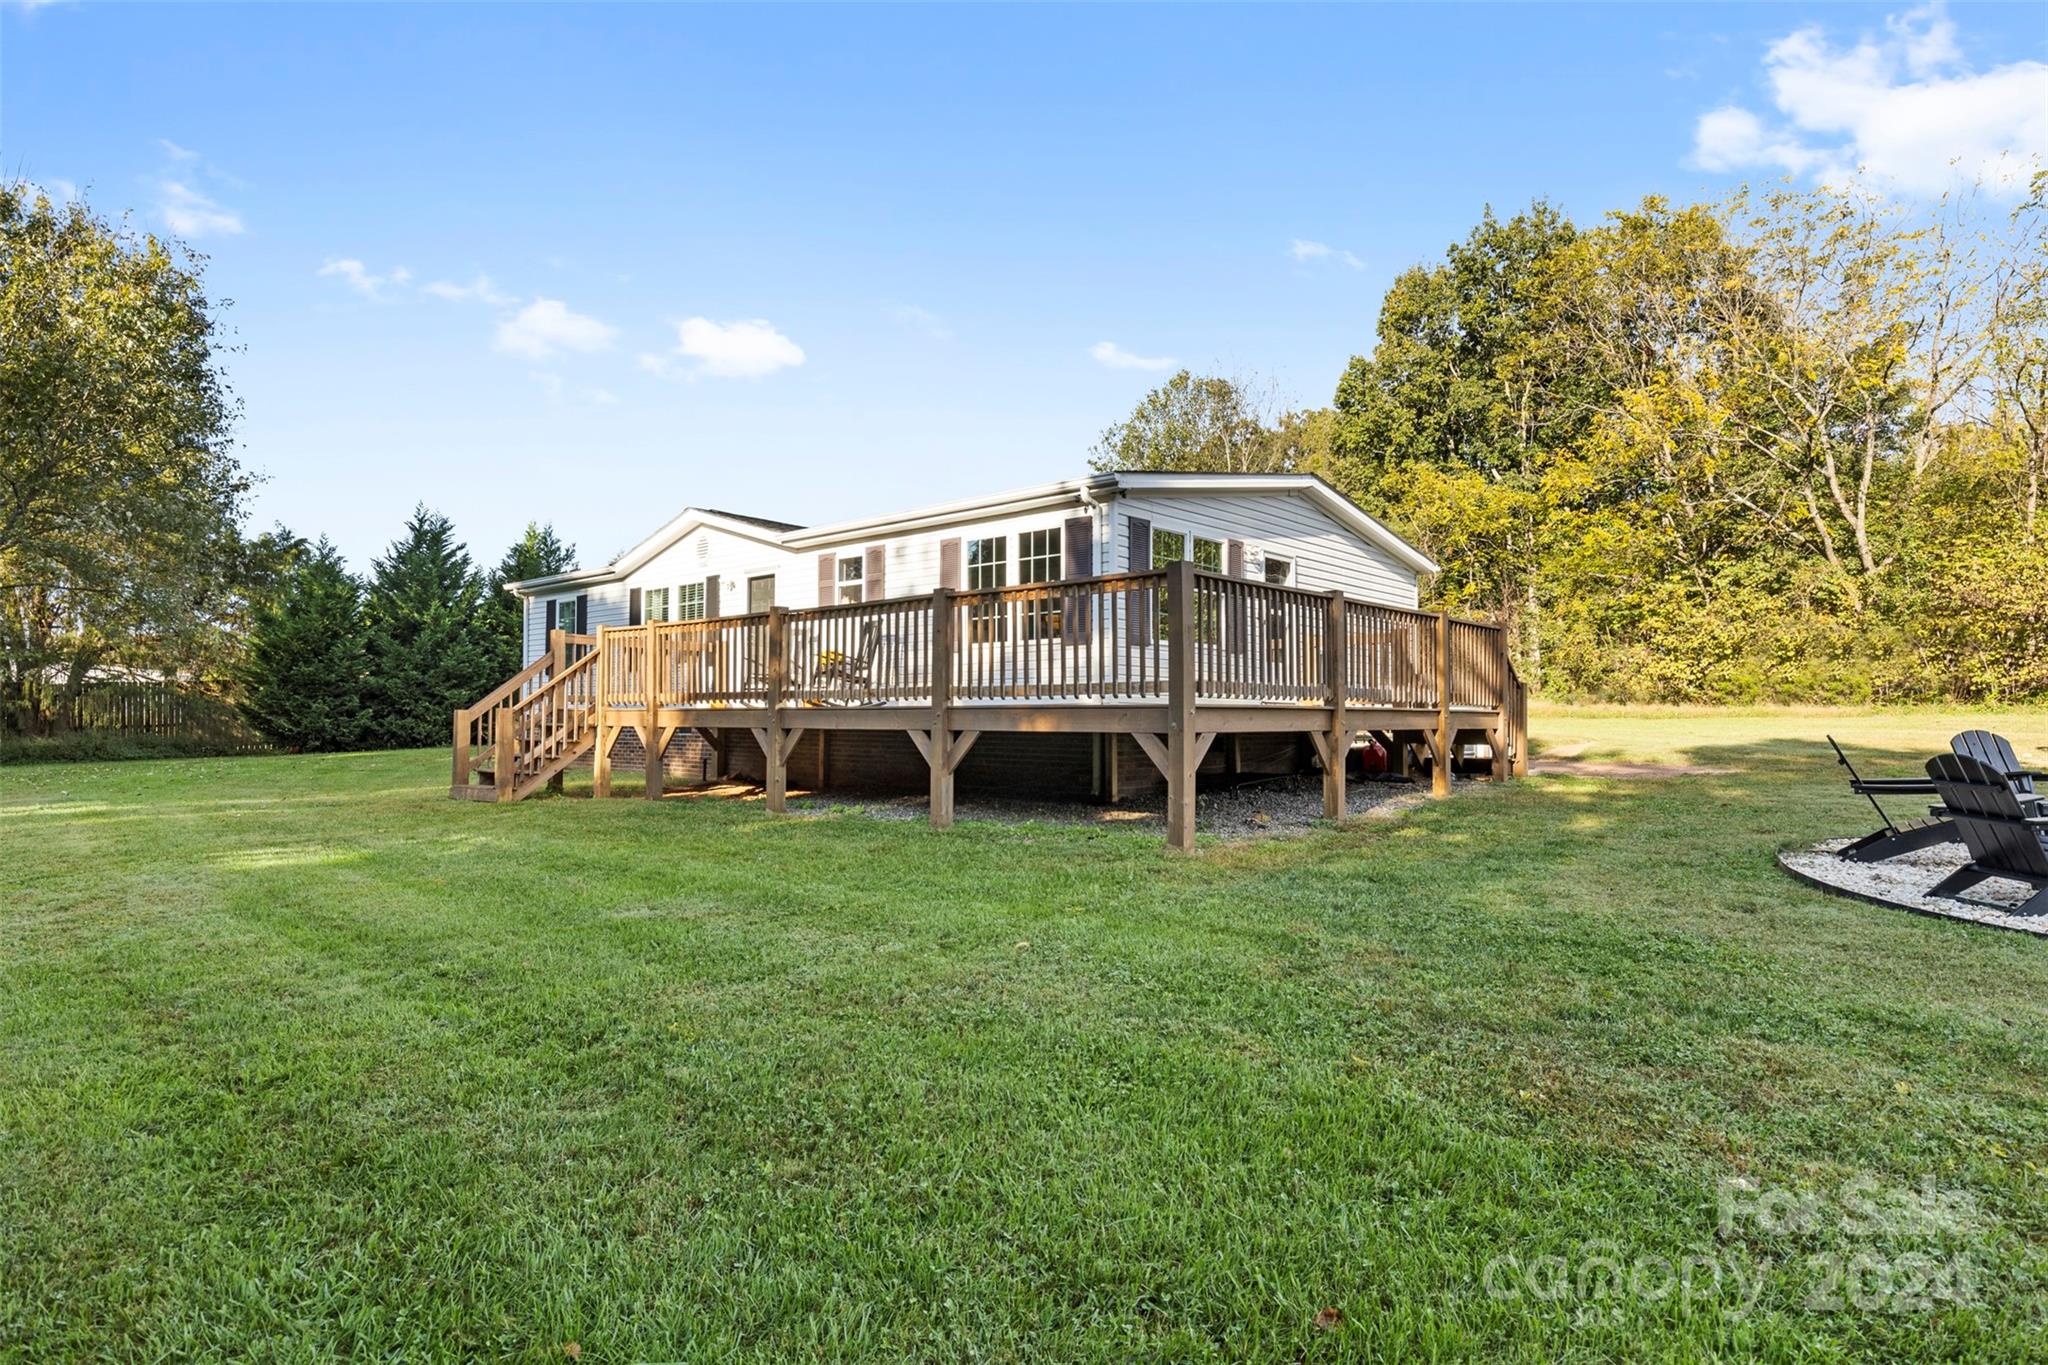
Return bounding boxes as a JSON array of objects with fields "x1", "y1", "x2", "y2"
[
  {"x1": 1512, "y1": 678, "x2": 1529, "y2": 777},
  {"x1": 592, "y1": 629, "x2": 612, "y2": 798},
  {"x1": 643, "y1": 620, "x2": 663, "y2": 800},
  {"x1": 928, "y1": 586, "x2": 955, "y2": 829},
  {"x1": 1432, "y1": 610, "x2": 1452, "y2": 798},
  {"x1": 764, "y1": 607, "x2": 788, "y2": 812},
  {"x1": 1489, "y1": 632, "x2": 1511, "y2": 781},
  {"x1": 493, "y1": 706, "x2": 515, "y2": 803},
  {"x1": 1165, "y1": 559, "x2": 1197, "y2": 850},
  {"x1": 451, "y1": 705, "x2": 469, "y2": 791},
  {"x1": 1323, "y1": 590, "x2": 1348, "y2": 821},
  {"x1": 549, "y1": 627, "x2": 566, "y2": 677}
]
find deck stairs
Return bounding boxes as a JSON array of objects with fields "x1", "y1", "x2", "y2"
[{"x1": 451, "y1": 635, "x2": 599, "y2": 802}]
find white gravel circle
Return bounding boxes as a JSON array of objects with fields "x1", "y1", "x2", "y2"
[{"x1": 1779, "y1": 838, "x2": 2047, "y2": 936}]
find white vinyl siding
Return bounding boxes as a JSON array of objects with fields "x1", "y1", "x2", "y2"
[{"x1": 1114, "y1": 490, "x2": 1420, "y2": 608}]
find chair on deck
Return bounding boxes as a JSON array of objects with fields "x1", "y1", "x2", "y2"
[
  {"x1": 1922, "y1": 753, "x2": 2048, "y2": 916},
  {"x1": 814, "y1": 621, "x2": 883, "y2": 704}
]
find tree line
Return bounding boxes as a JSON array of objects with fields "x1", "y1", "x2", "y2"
[
  {"x1": 1, "y1": 183, "x2": 573, "y2": 752},
  {"x1": 1092, "y1": 177, "x2": 2047, "y2": 704},
  {"x1": 237, "y1": 515, "x2": 573, "y2": 752}
]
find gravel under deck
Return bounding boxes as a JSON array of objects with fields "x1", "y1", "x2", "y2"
[{"x1": 784, "y1": 772, "x2": 1442, "y2": 839}]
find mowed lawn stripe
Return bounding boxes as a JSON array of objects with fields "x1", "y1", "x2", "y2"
[{"x1": 3, "y1": 712, "x2": 2045, "y2": 1359}]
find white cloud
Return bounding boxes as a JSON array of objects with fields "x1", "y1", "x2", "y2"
[
  {"x1": 641, "y1": 317, "x2": 806, "y2": 380},
  {"x1": 157, "y1": 179, "x2": 242, "y2": 236},
  {"x1": 1290, "y1": 238, "x2": 1364, "y2": 269},
  {"x1": 1089, "y1": 340, "x2": 1176, "y2": 372},
  {"x1": 889, "y1": 303, "x2": 953, "y2": 341},
  {"x1": 317, "y1": 258, "x2": 412, "y2": 299},
  {"x1": 422, "y1": 273, "x2": 515, "y2": 307},
  {"x1": 1691, "y1": 2, "x2": 2048, "y2": 197},
  {"x1": 494, "y1": 298, "x2": 617, "y2": 359},
  {"x1": 157, "y1": 138, "x2": 199, "y2": 163}
]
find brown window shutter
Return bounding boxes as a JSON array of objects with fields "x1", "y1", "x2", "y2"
[
  {"x1": 1126, "y1": 516, "x2": 1152, "y2": 648},
  {"x1": 864, "y1": 545, "x2": 885, "y2": 602},
  {"x1": 704, "y1": 575, "x2": 720, "y2": 618},
  {"x1": 817, "y1": 554, "x2": 836, "y2": 606},
  {"x1": 628, "y1": 587, "x2": 642, "y2": 625},
  {"x1": 939, "y1": 538, "x2": 962, "y2": 590},
  {"x1": 1061, "y1": 516, "x2": 1094, "y2": 642},
  {"x1": 1227, "y1": 539, "x2": 1245, "y2": 577},
  {"x1": 574, "y1": 595, "x2": 588, "y2": 634}
]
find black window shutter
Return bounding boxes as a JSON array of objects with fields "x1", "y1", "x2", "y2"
[
  {"x1": 575, "y1": 595, "x2": 588, "y2": 634},
  {"x1": 545, "y1": 599, "x2": 557, "y2": 634},
  {"x1": 1126, "y1": 515, "x2": 1152, "y2": 648},
  {"x1": 1062, "y1": 515, "x2": 1094, "y2": 642},
  {"x1": 704, "y1": 575, "x2": 720, "y2": 619},
  {"x1": 629, "y1": 587, "x2": 643, "y2": 625}
]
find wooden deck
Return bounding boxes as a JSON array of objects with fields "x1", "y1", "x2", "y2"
[{"x1": 452, "y1": 561, "x2": 1529, "y2": 848}]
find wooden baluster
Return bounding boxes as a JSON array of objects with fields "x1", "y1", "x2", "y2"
[
  {"x1": 1432, "y1": 611, "x2": 1452, "y2": 798},
  {"x1": 1165, "y1": 560, "x2": 1197, "y2": 851}
]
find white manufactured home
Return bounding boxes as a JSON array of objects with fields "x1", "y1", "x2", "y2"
[
  {"x1": 466, "y1": 471, "x2": 1527, "y2": 848},
  {"x1": 507, "y1": 472, "x2": 1433, "y2": 666}
]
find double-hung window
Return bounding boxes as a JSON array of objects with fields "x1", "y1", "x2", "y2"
[
  {"x1": 645, "y1": 587, "x2": 670, "y2": 622},
  {"x1": 676, "y1": 582, "x2": 706, "y2": 621},
  {"x1": 1018, "y1": 526, "x2": 1062, "y2": 639},
  {"x1": 837, "y1": 556, "x2": 864, "y2": 604},
  {"x1": 966, "y1": 535, "x2": 1007, "y2": 643}
]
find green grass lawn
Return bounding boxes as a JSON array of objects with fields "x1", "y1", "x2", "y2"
[{"x1": 5, "y1": 709, "x2": 2047, "y2": 1361}]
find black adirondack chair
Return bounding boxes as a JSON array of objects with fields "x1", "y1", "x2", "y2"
[
  {"x1": 1951, "y1": 730, "x2": 2041, "y2": 803},
  {"x1": 1832, "y1": 736, "x2": 1953, "y2": 863},
  {"x1": 1922, "y1": 752, "x2": 2048, "y2": 915}
]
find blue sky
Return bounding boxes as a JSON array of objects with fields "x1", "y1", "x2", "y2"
[{"x1": 5, "y1": 2, "x2": 2044, "y2": 571}]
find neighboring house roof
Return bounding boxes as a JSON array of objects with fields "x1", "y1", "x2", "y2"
[{"x1": 504, "y1": 471, "x2": 1436, "y2": 593}]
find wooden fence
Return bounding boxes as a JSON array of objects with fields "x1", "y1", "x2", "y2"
[{"x1": 37, "y1": 680, "x2": 272, "y2": 752}]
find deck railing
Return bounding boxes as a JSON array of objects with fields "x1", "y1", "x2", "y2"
[
  {"x1": 579, "y1": 566, "x2": 1520, "y2": 723},
  {"x1": 455, "y1": 566, "x2": 1531, "y2": 811}
]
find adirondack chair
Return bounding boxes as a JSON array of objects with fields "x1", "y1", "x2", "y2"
[
  {"x1": 814, "y1": 620, "x2": 883, "y2": 704},
  {"x1": 1923, "y1": 752, "x2": 2048, "y2": 915},
  {"x1": 1831, "y1": 736, "x2": 1953, "y2": 863},
  {"x1": 1951, "y1": 730, "x2": 2041, "y2": 804}
]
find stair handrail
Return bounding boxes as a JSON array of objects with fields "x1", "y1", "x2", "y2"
[
  {"x1": 493, "y1": 644, "x2": 601, "y2": 799},
  {"x1": 452, "y1": 630, "x2": 597, "y2": 791}
]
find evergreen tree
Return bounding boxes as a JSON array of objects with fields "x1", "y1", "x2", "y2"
[
  {"x1": 486, "y1": 522, "x2": 576, "y2": 678},
  {"x1": 363, "y1": 506, "x2": 495, "y2": 748},
  {"x1": 236, "y1": 539, "x2": 371, "y2": 751}
]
